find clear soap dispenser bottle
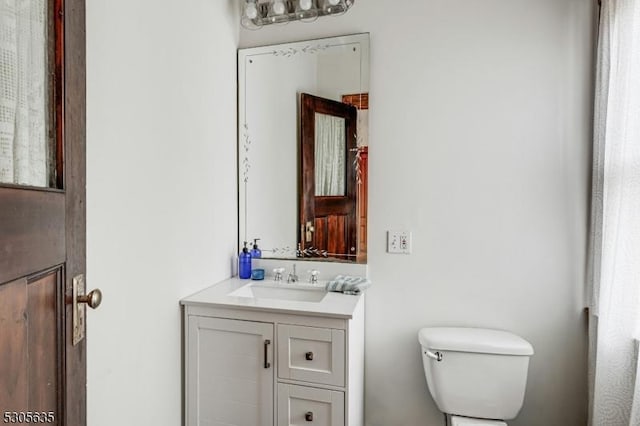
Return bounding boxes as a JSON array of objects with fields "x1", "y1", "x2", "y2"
[
  {"x1": 250, "y1": 238, "x2": 262, "y2": 259},
  {"x1": 239, "y1": 241, "x2": 252, "y2": 279}
]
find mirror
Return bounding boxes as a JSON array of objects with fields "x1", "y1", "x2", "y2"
[{"x1": 238, "y1": 34, "x2": 369, "y2": 263}]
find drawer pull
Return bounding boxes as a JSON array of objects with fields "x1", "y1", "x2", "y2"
[
  {"x1": 264, "y1": 339, "x2": 271, "y2": 369},
  {"x1": 305, "y1": 411, "x2": 314, "y2": 421},
  {"x1": 305, "y1": 351, "x2": 314, "y2": 361}
]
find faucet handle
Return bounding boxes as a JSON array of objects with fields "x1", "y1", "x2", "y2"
[
  {"x1": 273, "y1": 268, "x2": 285, "y2": 282},
  {"x1": 287, "y1": 264, "x2": 299, "y2": 283},
  {"x1": 308, "y1": 270, "x2": 320, "y2": 284}
]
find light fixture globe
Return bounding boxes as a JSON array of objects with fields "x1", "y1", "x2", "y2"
[
  {"x1": 295, "y1": 0, "x2": 318, "y2": 21},
  {"x1": 241, "y1": 0, "x2": 263, "y2": 29},
  {"x1": 272, "y1": 0, "x2": 286, "y2": 15},
  {"x1": 245, "y1": 1, "x2": 258, "y2": 19},
  {"x1": 323, "y1": 0, "x2": 348, "y2": 15}
]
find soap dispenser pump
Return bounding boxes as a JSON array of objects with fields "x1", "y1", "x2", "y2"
[
  {"x1": 250, "y1": 238, "x2": 262, "y2": 259},
  {"x1": 239, "y1": 241, "x2": 252, "y2": 279}
]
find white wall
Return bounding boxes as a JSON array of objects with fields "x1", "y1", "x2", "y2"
[
  {"x1": 86, "y1": 1, "x2": 238, "y2": 425},
  {"x1": 241, "y1": 1, "x2": 595, "y2": 425}
]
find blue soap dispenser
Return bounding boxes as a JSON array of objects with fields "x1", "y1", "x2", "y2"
[
  {"x1": 250, "y1": 238, "x2": 262, "y2": 259},
  {"x1": 239, "y1": 241, "x2": 252, "y2": 279}
]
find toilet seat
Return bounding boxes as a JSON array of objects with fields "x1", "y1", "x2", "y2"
[{"x1": 450, "y1": 415, "x2": 507, "y2": 426}]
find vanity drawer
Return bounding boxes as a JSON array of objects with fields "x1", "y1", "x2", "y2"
[
  {"x1": 277, "y1": 324, "x2": 345, "y2": 387},
  {"x1": 277, "y1": 383, "x2": 344, "y2": 426}
]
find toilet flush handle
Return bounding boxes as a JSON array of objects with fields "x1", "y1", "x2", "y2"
[{"x1": 425, "y1": 350, "x2": 443, "y2": 362}]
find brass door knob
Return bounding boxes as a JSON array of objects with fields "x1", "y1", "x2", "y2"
[{"x1": 77, "y1": 289, "x2": 102, "y2": 309}]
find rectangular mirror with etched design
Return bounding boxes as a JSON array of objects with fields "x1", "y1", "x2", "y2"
[{"x1": 238, "y1": 33, "x2": 369, "y2": 263}]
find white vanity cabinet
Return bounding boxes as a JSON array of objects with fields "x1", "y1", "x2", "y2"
[{"x1": 182, "y1": 280, "x2": 365, "y2": 426}]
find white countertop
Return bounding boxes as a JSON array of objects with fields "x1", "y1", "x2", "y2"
[{"x1": 180, "y1": 277, "x2": 364, "y2": 319}]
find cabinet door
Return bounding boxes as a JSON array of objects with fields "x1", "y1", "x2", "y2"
[
  {"x1": 278, "y1": 325, "x2": 345, "y2": 386},
  {"x1": 187, "y1": 316, "x2": 274, "y2": 426},
  {"x1": 277, "y1": 383, "x2": 344, "y2": 426}
]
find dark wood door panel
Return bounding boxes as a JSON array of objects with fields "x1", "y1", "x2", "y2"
[
  {"x1": 327, "y1": 215, "x2": 347, "y2": 255},
  {"x1": 315, "y1": 197, "x2": 355, "y2": 216},
  {"x1": 313, "y1": 215, "x2": 349, "y2": 257},
  {"x1": 314, "y1": 217, "x2": 327, "y2": 249},
  {"x1": 0, "y1": 279, "x2": 29, "y2": 412},
  {"x1": 0, "y1": 189, "x2": 65, "y2": 285},
  {"x1": 0, "y1": 269, "x2": 61, "y2": 421},
  {"x1": 27, "y1": 270, "x2": 61, "y2": 423}
]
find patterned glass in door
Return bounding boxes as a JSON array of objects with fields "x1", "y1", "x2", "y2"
[{"x1": 0, "y1": 0, "x2": 56, "y2": 188}]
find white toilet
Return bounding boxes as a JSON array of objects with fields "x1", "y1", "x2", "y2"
[{"x1": 418, "y1": 327, "x2": 534, "y2": 426}]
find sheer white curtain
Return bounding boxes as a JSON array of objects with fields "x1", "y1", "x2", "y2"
[
  {"x1": 588, "y1": 0, "x2": 640, "y2": 425},
  {"x1": 315, "y1": 113, "x2": 346, "y2": 196},
  {"x1": 0, "y1": 0, "x2": 48, "y2": 187}
]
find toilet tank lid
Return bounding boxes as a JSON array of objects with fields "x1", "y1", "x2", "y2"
[{"x1": 418, "y1": 327, "x2": 534, "y2": 356}]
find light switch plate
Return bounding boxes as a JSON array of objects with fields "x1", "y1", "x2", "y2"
[{"x1": 387, "y1": 230, "x2": 412, "y2": 254}]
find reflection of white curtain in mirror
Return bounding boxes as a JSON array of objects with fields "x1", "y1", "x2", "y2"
[
  {"x1": 0, "y1": 0, "x2": 48, "y2": 186},
  {"x1": 314, "y1": 112, "x2": 346, "y2": 196}
]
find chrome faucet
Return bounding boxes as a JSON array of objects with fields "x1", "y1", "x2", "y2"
[{"x1": 287, "y1": 264, "x2": 299, "y2": 283}]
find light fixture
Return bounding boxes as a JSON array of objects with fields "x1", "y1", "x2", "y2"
[
  {"x1": 241, "y1": 0, "x2": 263, "y2": 29},
  {"x1": 240, "y1": 0, "x2": 354, "y2": 29},
  {"x1": 271, "y1": 0, "x2": 286, "y2": 15}
]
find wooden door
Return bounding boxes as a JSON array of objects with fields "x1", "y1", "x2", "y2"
[
  {"x1": 186, "y1": 316, "x2": 274, "y2": 426},
  {"x1": 0, "y1": 1, "x2": 90, "y2": 425},
  {"x1": 300, "y1": 94, "x2": 358, "y2": 260}
]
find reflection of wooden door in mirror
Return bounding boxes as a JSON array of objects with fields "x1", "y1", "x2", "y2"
[{"x1": 300, "y1": 93, "x2": 358, "y2": 260}]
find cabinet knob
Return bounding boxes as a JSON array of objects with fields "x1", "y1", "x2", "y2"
[
  {"x1": 305, "y1": 351, "x2": 314, "y2": 361},
  {"x1": 305, "y1": 411, "x2": 313, "y2": 421}
]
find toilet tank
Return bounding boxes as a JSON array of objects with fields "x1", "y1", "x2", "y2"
[{"x1": 418, "y1": 327, "x2": 534, "y2": 420}]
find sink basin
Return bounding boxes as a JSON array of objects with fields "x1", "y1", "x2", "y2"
[{"x1": 229, "y1": 282, "x2": 327, "y2": 303}]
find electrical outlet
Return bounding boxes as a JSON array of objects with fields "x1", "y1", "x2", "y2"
[{"x1": 387, "y1": 230, "x2": 412, "y2": 254}]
